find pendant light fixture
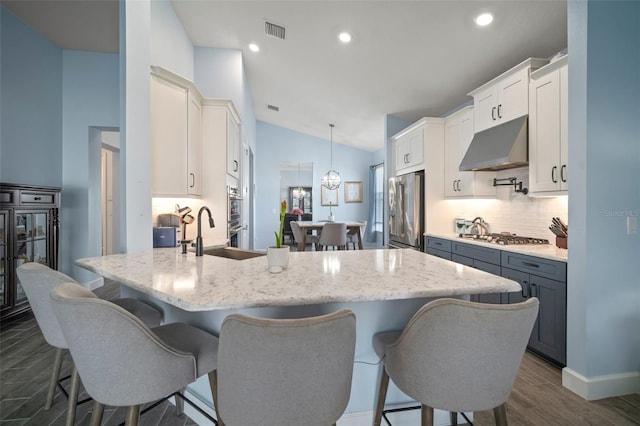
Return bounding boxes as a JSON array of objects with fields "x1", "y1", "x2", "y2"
[
  {"x1": 293, "y1": 163, "x2": 306, "y2": 199},
  {"x1": 321, "y1": 124, "x2": 342, "y2": 190}
]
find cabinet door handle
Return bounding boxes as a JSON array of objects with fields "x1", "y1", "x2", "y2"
[
  {"x1": 491, "y1": 106, "x2": 497, "y2": 121},
  {"x1": 452, "y1": 181, "x2": 457, "y2": 192},
  {"x1": 233, "y1": 160, "x2": 239, "y2": 172},
  {"x1": 457, "y1": 180, "x2": 461, "y2": 191},
  {"x1": 405, "y1": 154, "x2": 410, "y2": 164},
  {"x1": 522, "y1": 280, "x2": 530, "y2": 298},
  {"x1": 497, "y1": 104, "x2": 502, "y2": 118},
  {"x1": 530, "y1": 283, "x2": 537, "y2": 298},
  {"x1": 561, "y1": 164, "x2": 567, "y2": 183},
  {"x1": 522, "y1": 261, "x2": 540, "y2": 268},
  {"x1": 551, "y1": 166, "x2": 558, "y2": 183},
  {"x1": 189, "y1": 173, "x2": 195, "y2": 188}
]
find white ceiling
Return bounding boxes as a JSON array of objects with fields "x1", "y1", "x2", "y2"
[{"x1": 2, "y1": 0, "x2": 567, "y2": 152}]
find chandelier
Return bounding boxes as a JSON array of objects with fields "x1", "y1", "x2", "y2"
[
  {"x1": 321, "y1": 124, "x2": 342, "y2": 190},
  {"x1": 293, "y1": 163, "x2": 306, "y2": 199}
]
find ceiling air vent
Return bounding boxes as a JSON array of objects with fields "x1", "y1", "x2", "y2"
[
  {"x1": 265, "y1": 21, "x2": 286, "y2": 40},
  {"x1": 267, "y1": 104, "x2": 280, "y2": 112}
]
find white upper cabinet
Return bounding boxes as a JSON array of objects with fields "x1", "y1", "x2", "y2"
[
  {"x1": 444, "y1": 107, "x2": 496, "y2": 198},
  {"x1": 227, "y1": 112, "x2": 241, "y2": 179},
  {"x1": 187, "y1": 90, "x2": 203, "y2": 195},
  {"x1": 394, "y1": 124, "x2": 424, "y2": 174},
  {"x1": 150, "y1": 67, "x2": 203, "y2": 197},
  {"x1": 528, "y1": 56, "x2": 568, "y2": 195},
  {"x1": 469, "y1": 58, "x2": 548, "y2": 133},
  {"x1": 201, "y1": 99, "x2": 242, "y2": 181}
]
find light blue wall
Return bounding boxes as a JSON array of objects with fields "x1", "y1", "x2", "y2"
[
  {"x1": 567, "y1": 0, "x2": 640, "y2": 390},
  {"x1": 194, "y1": 48, "x2": 257, "y2": 151},
  {"x1": 150, "y1": 0, "x2": 194, "y2": 80},
  {"x1": 61, "y1": 51, "x2": 119, "y2": 281},
  {"x1": 0, "y1": 6, "x2": 62, "y2": 186},
  {"x1": 255, "y1": 121, "x2": 375, "y2": 249}
]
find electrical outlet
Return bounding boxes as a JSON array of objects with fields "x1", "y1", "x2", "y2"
[{"x1": 628, "y1": 216, "x2": 638, "y2": 235}]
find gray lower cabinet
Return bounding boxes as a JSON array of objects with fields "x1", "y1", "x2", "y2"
[
  {"x1": 425, "y1": 236, "x2": 452, "y2": 260},
  {"x1": 423, "y1": 236, "x2": 567, "y2": 366},
  {"x1": 451, "y1": 242, "x2": 502, "y2": 304},
  {"x1": 501, "y1": 253, "x2": 567, "y2": 366}
]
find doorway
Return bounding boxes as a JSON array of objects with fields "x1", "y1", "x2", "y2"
[{"x1": 100, "y1": 130, "x2": 121, "y2": 255}]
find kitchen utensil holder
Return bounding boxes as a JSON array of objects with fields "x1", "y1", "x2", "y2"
[{"x1": 555, "y1": 236, "x2": 567, "y2": 249}]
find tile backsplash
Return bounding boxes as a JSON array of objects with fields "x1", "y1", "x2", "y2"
[{"x1": 444, "y1": 167, "x2": 568, "y2": 239}]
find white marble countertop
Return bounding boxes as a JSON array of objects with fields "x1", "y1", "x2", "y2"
[
  {"x1": 76, "y1": 248, "x2": 521, "y2": 312},
  {"x1": 425, "y1": 232, "x2": 568, "y2": 262}
]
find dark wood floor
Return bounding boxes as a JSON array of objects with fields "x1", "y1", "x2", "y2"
[
  {"x1": 1, "y1": 281, "x2": 639, "y2": 426},
  {"x1": 0, "y1": 282, "x2": 197, "y2": 426},
  {"x1": 472, "y1": 353, "x2": 640, "y2": 426}
]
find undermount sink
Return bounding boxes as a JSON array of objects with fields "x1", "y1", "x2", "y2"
[{"x1": 202, "y1": 247, "x2": 266, "y2": 260}]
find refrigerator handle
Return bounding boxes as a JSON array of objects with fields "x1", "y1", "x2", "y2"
[{"x1": 398, "y1": 182, "x2": 405, "y2": 233}]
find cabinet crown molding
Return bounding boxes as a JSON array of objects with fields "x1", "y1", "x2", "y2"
[
  {"x1": 531, "y1": 55, "x2": 568, "y2": 80},
  {"x1": 150, "y1": 65, "x2": 202, "y2": 100},
  {"x1": 390, "y1": 117, "x2": 444, "y2": 140},
  {"x1": 467, "y1": 57, "x2": 549, "y2": 97}
]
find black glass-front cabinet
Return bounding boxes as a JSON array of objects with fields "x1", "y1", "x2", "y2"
[{"x1": 0, "y1": 183, "x2": 60, "y2": 322}]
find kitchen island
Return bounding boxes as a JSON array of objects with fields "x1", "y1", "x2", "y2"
[{"x1": 76, "y1": 248, "x2": 521, "y2": 420}]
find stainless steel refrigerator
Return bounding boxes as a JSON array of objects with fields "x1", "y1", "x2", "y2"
[{"x1": 388, "y1": 171, "x2": 424, "y2": 250}]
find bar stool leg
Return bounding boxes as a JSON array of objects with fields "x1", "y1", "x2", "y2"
[
  {"x1": 45, "y1": 347, "x2": 64, "y2": 409},
  {"x1": 125, "y1": 405, "x2": 141, "y2": 426},
  {"x1": 175, "y1": 388, "x2": 185, "y2": 414},
  {"x1": 89, "y1": 401, "x2": 104, "y2": 426},
  {"x1": 421, "y1": 404, "x2": 434, "y2": 426},
  {"x1": 208, "y1": 370, "x2": 225, "y2": 426},
  {"x1": 494, "y1": 403, "x2": 508, "y2": 426},
  {"x1": 372, "y1": 369, "x2": 390, "y2": 426},
  {"x1": 65, "y1": 365, "x2": 81, "y2": 426}
]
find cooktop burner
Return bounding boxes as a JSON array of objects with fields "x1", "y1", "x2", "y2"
[{"x1": 458, "y1": 233, "x2": 550, "y2": 245}]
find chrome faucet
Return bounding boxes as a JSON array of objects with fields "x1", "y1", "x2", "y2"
[{"x1": 195, "y1": 206, "x2": 215, "y2": 256}]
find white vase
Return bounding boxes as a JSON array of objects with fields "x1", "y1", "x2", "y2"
[{"x1": 266, "y1": 245, "x2": 289, "y2": 269}]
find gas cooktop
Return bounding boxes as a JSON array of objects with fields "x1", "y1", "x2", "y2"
[{"x1": 458, "y1": 233, "x2": 550, "y2": 245}]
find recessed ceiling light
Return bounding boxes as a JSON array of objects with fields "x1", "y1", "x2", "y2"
[
  {"x1": 249, "y1": 43, "x2": 260, "y2": 52},
  {"x1": 475, "y1": 13, "x2": 494, "y2": 26},
  {"x1": 339, "y1": 32, "x2": 352, "y2": 43}
]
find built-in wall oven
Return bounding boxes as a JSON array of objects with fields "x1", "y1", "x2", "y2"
[{"x1": 227, "y1": 186, "x2": 242, "y2": 247}]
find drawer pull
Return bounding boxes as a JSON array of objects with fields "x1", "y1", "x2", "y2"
[
  {"x1": 434, "y1": 242, "x2": 442, "y2": 246},
  {"x1": 522, "y1": 261, "x2": 540, "y2": 268},
  {"x1": 34, "y1": 196, "x2": 42, "y2": 201}
]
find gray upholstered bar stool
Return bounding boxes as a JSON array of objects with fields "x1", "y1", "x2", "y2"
[
  {"x1": 216, "y1": 309, "x2": 356, "y2": 426},
  {"x1": 16, "y1": 263, "x2": 162, "y2": 425},
  {"x1": 318, "y1": 222, "x2": 347, "y2": 250},
  {"x1": 50, "y1": 282, "x2": 222, "y2": 426},
  {"x1": 372, "y1": 298, "x2": 539, "y2": 426}
]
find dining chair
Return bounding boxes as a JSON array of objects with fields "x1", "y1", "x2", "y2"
[
  {"x1": 16, "y1": 262, "x2": 162, "y2": 425},
  {"x1": 346, "y1": 220, "x2": 367, "y2": 249},
  {"x1": 50, "y1": 282, "x2": 222, "y2": 426},
  {"x1": 282, "y1": 213, "x2": 298, "y2": 245},
  {"x1": 318, "y1": 222, "x2": 347, "y2": 250},
  {"x1": 216, "y1": 309, "x2": 356, "y2": 426},
  {"x1": 290, "y1": 221, "x2": 320, "y2": 251},
  {"x1": 372, "y1": 297, "x2": 539, "y2": 426}
]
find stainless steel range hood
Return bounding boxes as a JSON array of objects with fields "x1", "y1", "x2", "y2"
[{"x1": 459, "y1": 116, "x2": 528, "y2": 171}]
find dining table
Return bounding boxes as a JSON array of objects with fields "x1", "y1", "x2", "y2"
[{"x1": 296, "y1": 220, "x2": 365, "y2": 250}]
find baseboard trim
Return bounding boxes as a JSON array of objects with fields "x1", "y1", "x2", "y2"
[{"x1": 562, "y1": 367, "x2": 640, "y2": 400}]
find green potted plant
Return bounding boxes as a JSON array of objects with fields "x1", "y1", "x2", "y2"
[{"x1": 267, "y1": 200, "x2": 289, "y2": 271}]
